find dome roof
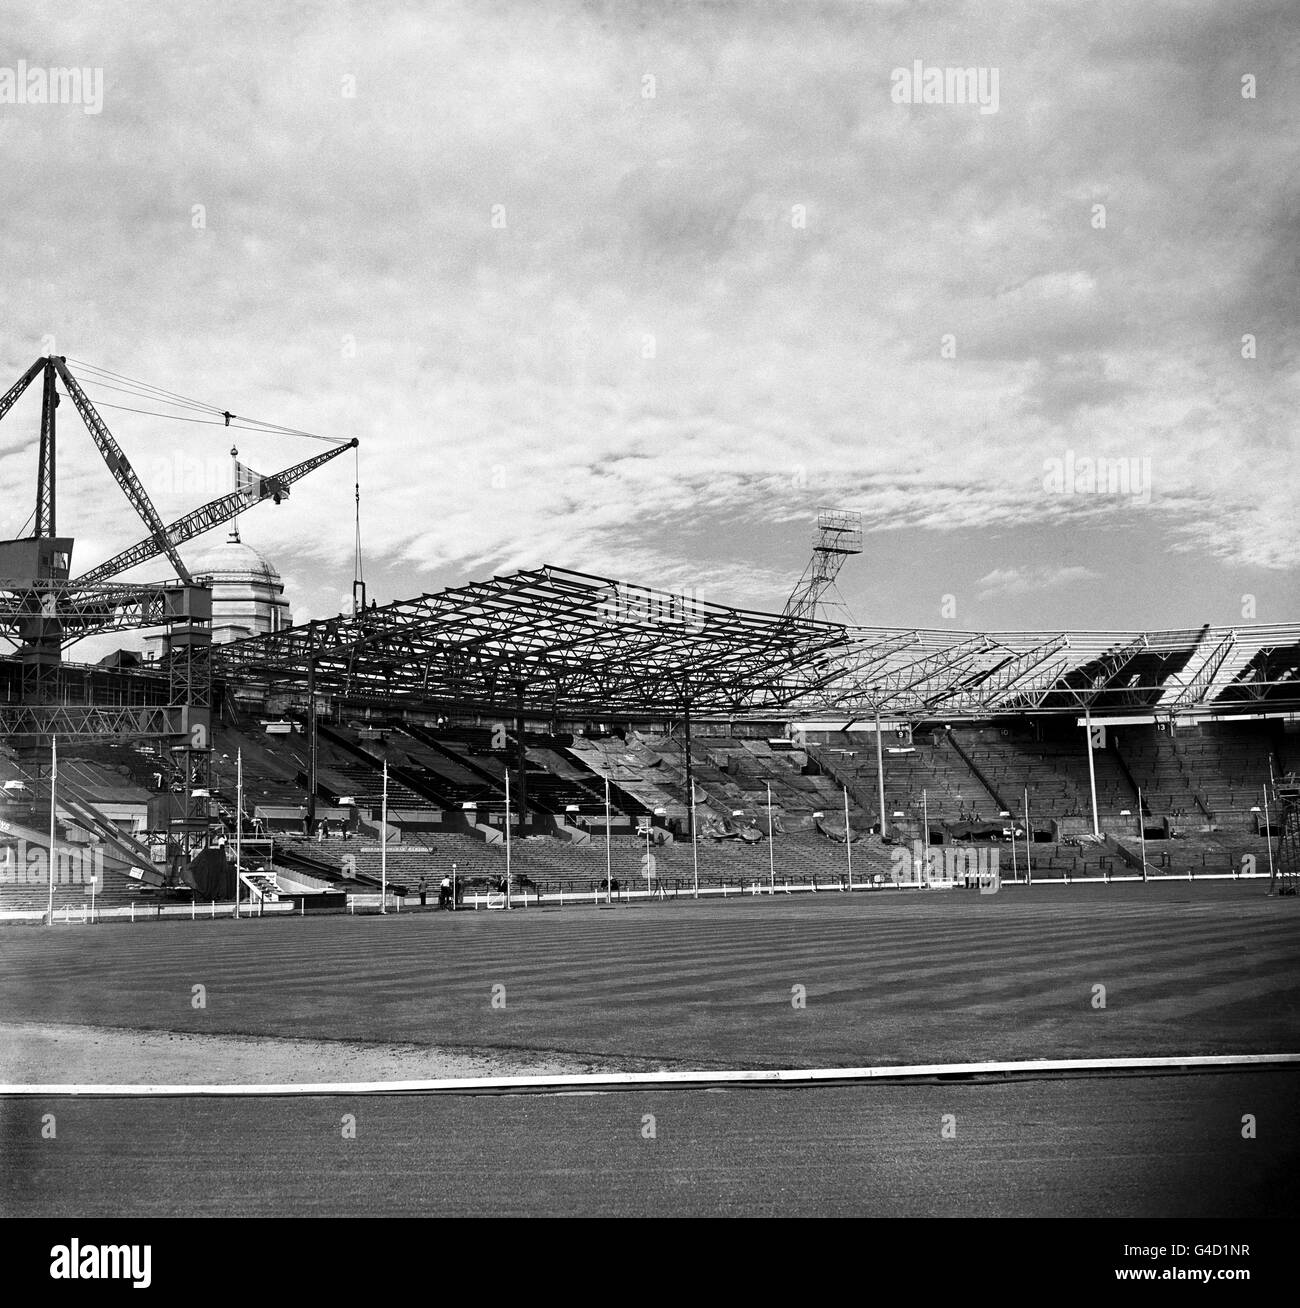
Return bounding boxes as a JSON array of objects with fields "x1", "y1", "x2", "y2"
[{"x1": 188, "y1": 531, "x2": 283, "y2": 584}]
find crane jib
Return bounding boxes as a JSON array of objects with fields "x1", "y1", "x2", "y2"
[{"x1": 69, "y1": 429, "x2": 356, "y2": 586}]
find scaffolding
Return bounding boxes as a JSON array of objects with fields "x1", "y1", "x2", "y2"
[{"x1": 1272, "y1": 775, "x2": 1299, "y2": 896}]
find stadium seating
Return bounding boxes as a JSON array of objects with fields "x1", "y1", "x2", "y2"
[
  {"x1": 1112, "y1": 728, "x2": 1202, "y2": 819},
  {"x1": 5, "y1": 713, "x2": 1287, "y2": 916}
]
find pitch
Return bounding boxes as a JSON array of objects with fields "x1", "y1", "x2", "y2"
[{"x1": 1, "y1": 880, "x2": 1296, "y2": 1076}]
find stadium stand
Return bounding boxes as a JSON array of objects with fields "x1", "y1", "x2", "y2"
[{"x1": 2, "y1": 709, "x2": 1293, "y2": 915}]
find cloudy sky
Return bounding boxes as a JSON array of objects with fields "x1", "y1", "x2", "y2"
[{"x1": 1, "y1": 0, "x2": 1296, "y2": 657}]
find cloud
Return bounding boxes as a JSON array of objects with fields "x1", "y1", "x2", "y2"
[
  {"x1": 0, "y1": 0, "x2": 1294, "y2": 651},
  {"x1": 976, "y1": 566, "x2": 1103, "y2": 598}
]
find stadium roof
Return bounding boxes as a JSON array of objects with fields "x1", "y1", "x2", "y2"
[
  {"x1": 212, "y1": 564, "x2": 1300, "y2": 722},
  {"x1": 215, "y1": 565, "x2": 850, "y2": 716},
  {"x1": 818, "y1": 622, "x2": 1300, "y2": 720}
]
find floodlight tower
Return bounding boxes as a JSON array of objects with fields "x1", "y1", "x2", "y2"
[{"x1": 783, "y1": 508, "x2": 862, "y2": 624}]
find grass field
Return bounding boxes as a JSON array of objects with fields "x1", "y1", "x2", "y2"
[{"x1": 2, "y1": 879, "x2": 1297, "y2": 1072}]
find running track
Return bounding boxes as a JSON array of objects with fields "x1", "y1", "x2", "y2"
[{"x1": 3, "y1": 1071, "x2": 1297, "y2": 1216}]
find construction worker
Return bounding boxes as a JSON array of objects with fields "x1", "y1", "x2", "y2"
[{"x1": 438, "y1": 874, "x2": 451, "y2": 909}]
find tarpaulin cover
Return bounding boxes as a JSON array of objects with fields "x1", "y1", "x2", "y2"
[
  {"x1": 947, "y1": 821, "x2": 1006, "y2": 840},
  {"x1": 184, "y1": 846, "x2": 236, "y2": 900}
]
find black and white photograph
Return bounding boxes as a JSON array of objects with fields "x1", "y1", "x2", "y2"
[{"x1": 0, "y1": 0, "x2": 1296, "y2": 1279}]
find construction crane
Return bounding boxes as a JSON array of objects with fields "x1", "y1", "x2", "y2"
[
  {"x1": 0, "y1": 351, "x2": 359, "y2": 890},
  {"x1": 51, "y1": 358, "x2": 195, "y2": 583},
  {"x1": 0, "y1": 354, "x2": 356, "y2": 644},
  {"x1": 74, "y1": 439, "x2": 357, "y2": 587}
]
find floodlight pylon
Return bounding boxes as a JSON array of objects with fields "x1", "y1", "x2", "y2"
[{"x1": 784, "y1": 507, "x2": 862, "y2": 624}]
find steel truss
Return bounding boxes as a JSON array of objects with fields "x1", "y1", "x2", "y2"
[
  {"x1": 0, "y1": 580, "x2": 200, "y2": 649},
  {"x1": 779, "y1": 625, "x2": 1300, "y2": 721},
  {"x1": 210, "y1": 564, "x2": 1300, "y2": 723},
  {"x1": 1274, "y1": 778, "x2": 1300, "y2": 894},
  {"x1": 0, "y1": 703, "x2": 181, "y2": 739},
  {"x1": 216, "y1": 565, "x2": 852, "y2": 716}
]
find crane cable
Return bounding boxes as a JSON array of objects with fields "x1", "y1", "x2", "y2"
[
  {"x1": 353, "y1": 443, "x2": 366, "y2": 614},
  {"x1": 61, "y1": 357, "x2": 349, "y2": 444},
  {"x1": 9, "y1": 505, "x2": 36, "y2": 539},
  {"x1": 64, "y1": 358, "x2": 227, "y2": 416},
  {"x1": 71, "y1": 395, "x2": 348, "y2": 443}
]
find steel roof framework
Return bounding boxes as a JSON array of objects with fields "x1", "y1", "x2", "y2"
[
  {"x1": 209, "y1": 565, "x2": 1300, "y2": 722},
  {"x1": 817, "y1": 624, "x2": 1300, "y2": 719},
  {"x1": 0, "y1": 579, "x2": 200, "y2": 647},
  {"x1": 215, "y1": 565, "x2": 853, "y2": 716}
]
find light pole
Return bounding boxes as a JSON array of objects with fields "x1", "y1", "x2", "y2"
[
  {"x1": 1083, "y1": 708, "x2": 1101, "y2": 839},
  {"x1": 767, "y1": 782, "x2": 775, "y2": 894},
  {"x1": 604, "y1": 775, "x2": 612, "y2": 904},
  {"x1": 873, "y1": 706, "x2": 888, "y2": 840},
  {"x1": 235, "y1": 748, "x2": 243, "y2": 919},
  {"x1": 1262, "y1": 787, "x2": 1275, "y2": 888},
  {"x1": 921, "y1": 787, "x2": 929, "y2": 888},
  {"x1": 461, "y1": 800, "x2": 478, "y2": 904},
  {"x1": 1121, "y1": 806, "x2": 1139, "y2": 881},
  {"x1": 690, "y1": 782, "x2": 699, "y2": 899},
  {"x1": 1024, "y1": 787, "x2": 1033, "y2": 884},
  {"x1": 1250, "y1": 806, "x2": 1265, "y2": 887},
  {"x1": 380, "y1": 758, "x2": 388, "y2": 913},
  {"x1": 505, "y1": 770, "x2": 512, "y2": 909},
  {"x1": 46, "y1": 736, "x2": 57, "y2": 926},
  {"x1": 1136, "y1": 788, "x2": 1147, "y2": 880},
  {"x1": 843, "y1": 785, "x2": 852, "y2": 890}
]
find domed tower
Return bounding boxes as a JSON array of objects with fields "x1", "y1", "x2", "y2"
[{"x1": 188, "y1": 526, "x2": 291, "y2": 644}]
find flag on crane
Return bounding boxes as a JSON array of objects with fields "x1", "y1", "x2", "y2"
[{"x1": 234, "y1": 458, "x2": 289, "y2": 506}]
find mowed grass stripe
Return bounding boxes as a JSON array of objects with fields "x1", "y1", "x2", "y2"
[
  {"x1": 7, "y1": 904, "x2": 1290, "y2": 1013},
  {"x1": 1, "y1": 887, "x2": 1296, "y2": 1069},
  {"x1": 520, "y1": 913, "x2": 1297, "y2": 1008},
  {"x1": 0, "y1": 897, "x2": 1285, "y2": 1000}
]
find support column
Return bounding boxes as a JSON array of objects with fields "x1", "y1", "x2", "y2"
[
  {"x1": 874, "y1": 705, "x2": 888, "y2": 839},
  {"x1": 165, "y1": 584, "x2": 213, "y2": 879},
  {"x1": 514, "y1": 683, "x2": 528, "y2": 830},
  {"x1": 683, "y1": 693, "x2": 694, "y2": 839},
  {"x1": 1084, "y1": 708, "x2": 1101, "y2": 838},
  {"x1": 306, "y1": 657, "x2": 318, "y2": 831},
  {"x1": 36, "y1": 359, "x2": 57, "y2": 537}
]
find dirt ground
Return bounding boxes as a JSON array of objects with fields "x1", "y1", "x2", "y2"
[{"x1": 0, "y1": 1021, "x2": 636, "y2": 1084}]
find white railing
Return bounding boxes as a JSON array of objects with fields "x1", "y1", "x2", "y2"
[
  {"x1": 0, "y1": 898, "x2": 298, "y2": 924},
  {"x1": 1, "y1": 866, "x2": 1274, "y2": 924},
  {"x1": 346, "y1": 892, "x2": 402, "y2": 914}
]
